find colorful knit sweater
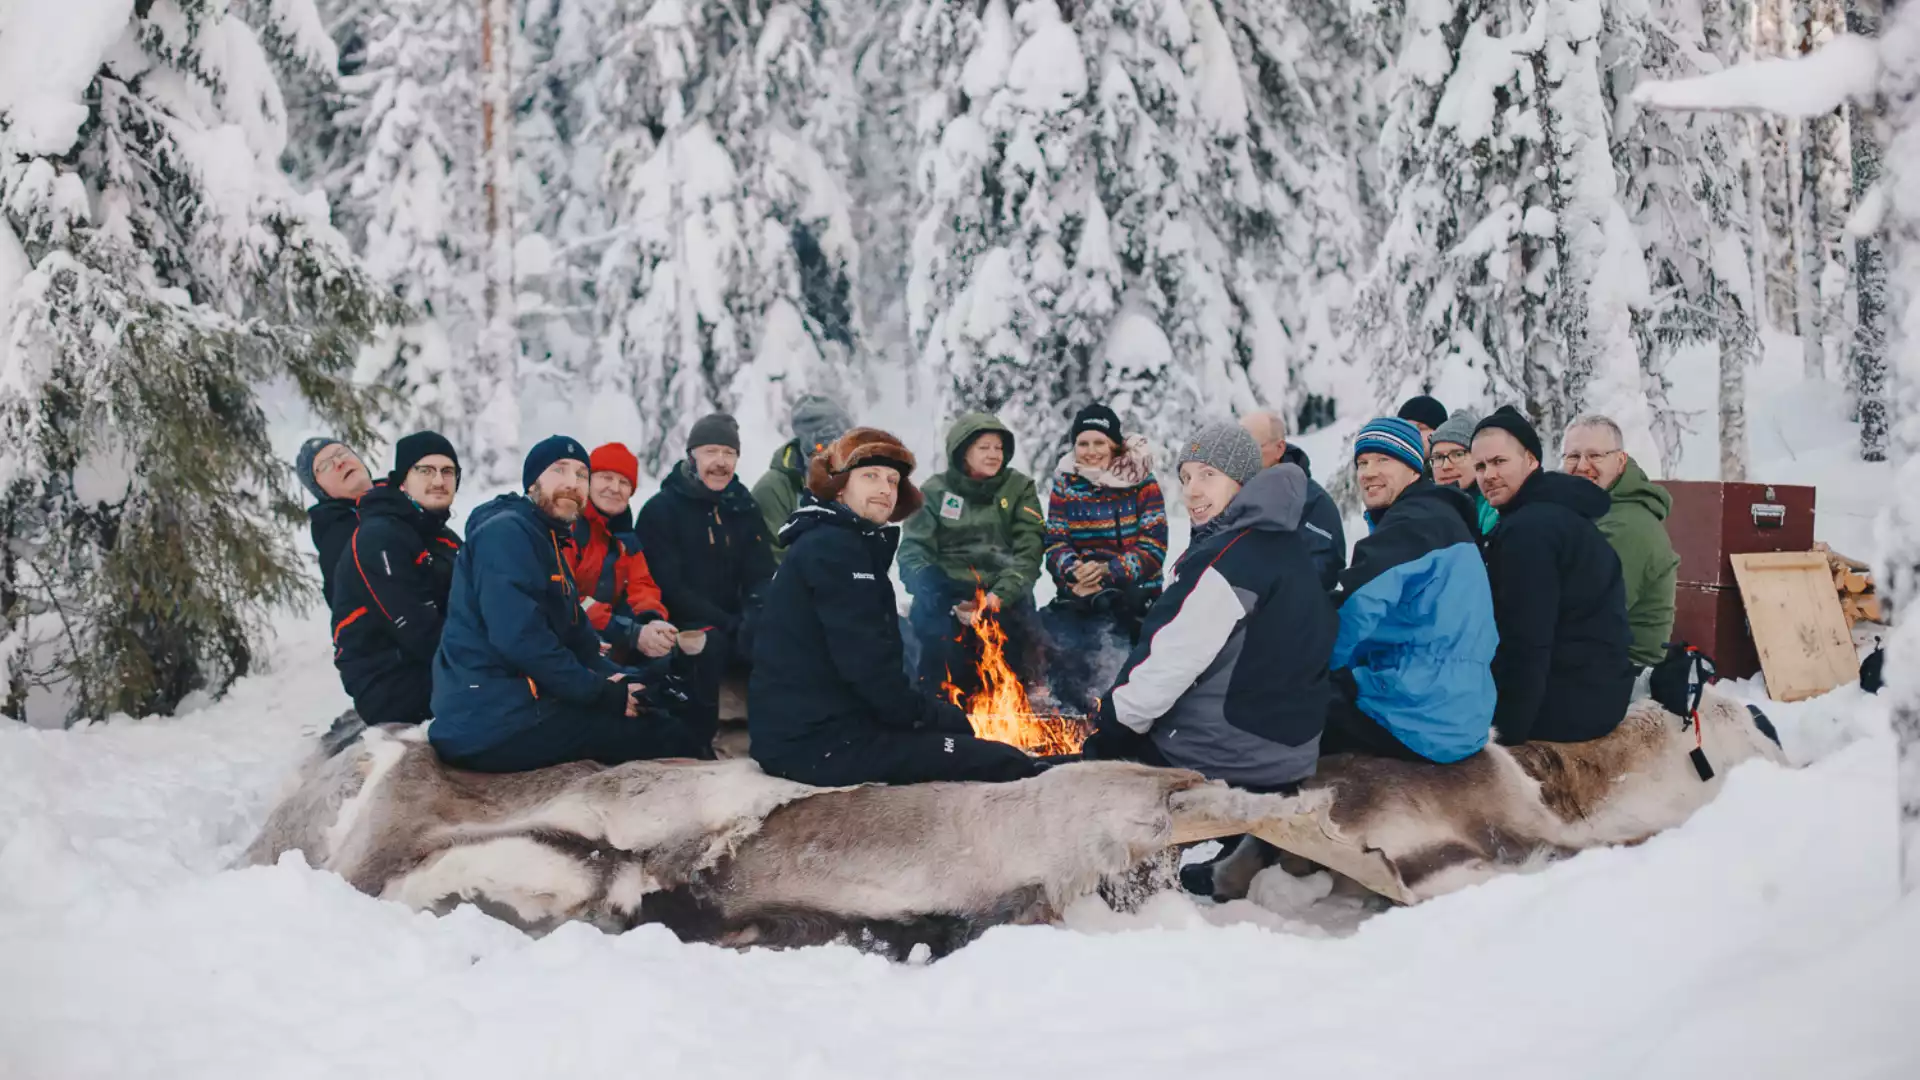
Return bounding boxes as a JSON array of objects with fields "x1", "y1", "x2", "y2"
[{"x1": 1043, "y1": 436, "x2": 1168, "y2": 591}]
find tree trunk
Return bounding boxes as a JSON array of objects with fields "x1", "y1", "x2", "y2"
[
  {"x1": 1718, "y1": 324, "x2": 1752, "y2": 482},
  {"x1": 1791, "y1": 3, "x2": 1826, "y2": 379},
  {"x1": 1850, "y1": 0, "x2": 1890, "y2": 462},
  {"x1": 479, "y1": 0, "x2": 515, "y2": 393}
]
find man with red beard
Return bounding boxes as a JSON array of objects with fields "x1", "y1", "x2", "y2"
[
  {"x1": 569, "y1": 442, "x2": 678, "y2": 664},
  {"x1": 430, "y1": 436, "x2": 707, "y2": 772}
]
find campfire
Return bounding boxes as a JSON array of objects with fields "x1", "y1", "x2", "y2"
[{"x1": 941, "y1": 589, "x2": 1092, "y2": 755}]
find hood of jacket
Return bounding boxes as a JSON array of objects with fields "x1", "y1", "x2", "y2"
[
  {"x1": 767, "y1": 439, "x2": 805, "y2": 482},
  {"x1": 664, "y1": 458, "x2": 759, "y2": 512},
  {"x1": 1053, "y1": 433, "x2": 1156, "y2": 490},
  {"x1": 356, "y1": 483, "x2": 451, "y2": 536},
  {"x1": 777, "y1": 493, "x2": 901, "y2": 562},
  {"x1": 1196, "y1": 463, "x2": 1309, "y2": 542},
  {"x1": 1607, "y1": 457, "x2": 1671, "y2": 521},
  {"x1": 1279, "y1": 441, "x2": 1315, "y2": 480},
  {"x1": 1506, "y1": 468, "x2": 1612, "y2": 521},
  {"x1": 944, "y1": 412, "x2": 1017, "y2": 473}
]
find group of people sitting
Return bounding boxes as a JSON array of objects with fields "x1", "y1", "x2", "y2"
[{"x1": 299, "y1": 388, "x2": 1680, "y2": 798}]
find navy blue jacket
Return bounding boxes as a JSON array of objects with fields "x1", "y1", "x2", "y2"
[
  {"x1": 1283, "y1": 444, "x2": 1348, "y2": 593},
  {"x1": 1333, "y1": 480, "x2": 1497, "y2": 762},
  {"x1": 1095, "y1": 465, "x2": 1337, "y2": 790},
  {"x1": 310, "y1": 496, "x2": 360, "y2": 606},
  {"x1": 429, "y1": 494, "x2": 626, "y2": 758},
  {"x1": 748, "y1": 498, "x2": 962, "y2": 768},
  {"x1": 330, "y1": 485, "x2": 461, "y2": 725},
  {"x1": 1484, "y1": 470, "x2": 1633, "y2": 744},
  {"x1": 635, "y1": 463, "x2": 775, "y2": 639}
]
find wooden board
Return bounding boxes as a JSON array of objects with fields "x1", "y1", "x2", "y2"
[{"x1": 1730, "y1": 552, "x2": 1859, "y2": 702}]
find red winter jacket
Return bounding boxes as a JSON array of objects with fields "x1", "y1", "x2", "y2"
[{"x1": 567, "y1": 503, "x2": 668, "y2": 645}]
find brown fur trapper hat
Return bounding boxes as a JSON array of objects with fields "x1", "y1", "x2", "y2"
[{"x1": 808, "y1": 427, "x2": 925, "y2": 522}]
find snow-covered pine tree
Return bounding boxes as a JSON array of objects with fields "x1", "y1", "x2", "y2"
[
  {"x1": 589, "y1": 0, "x2": 863, "y2": 469},
  {"x1": 1848, "y1": 0, "x2": 1889, "y2": 463},
  {"x1": 1213, "y1": 0, "x2": 1391, "y2": 432},
  {"x1": 1615, "y1": 0, "x2": 1761, "y2": 477},
  {"x1": 332, "y1": 0, "x2": 520, "y2": 483},
  {"x1": 1360, "y1": 0, "x2": 1659, "y2": 460},
  {"x1": 903, "y1": 0, "x2": 1356, "y2": 471},
  {"x1": 0, "y1": 0, "x2": 395, "y2": 722}
]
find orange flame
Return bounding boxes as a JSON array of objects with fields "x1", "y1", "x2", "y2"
[{"x1": 941, "y1": 589, "x2": 1091, "y2": 755}]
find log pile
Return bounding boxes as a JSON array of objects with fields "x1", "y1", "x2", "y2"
[{"x1": 1815, "y1": 543, "x2": 1882, "y2": 626}]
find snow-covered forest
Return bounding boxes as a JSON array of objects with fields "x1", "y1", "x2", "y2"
[{"x1": 1, "y1": 0, "x2": 1908, "y2": 724}]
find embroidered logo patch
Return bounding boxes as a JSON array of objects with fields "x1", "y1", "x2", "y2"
[
  {"x1": 852, "y1": 572, "x2": 876, "y2": 581},
  {"x1": 940, "y1": 493, "x2": 964, "y2": 520}
]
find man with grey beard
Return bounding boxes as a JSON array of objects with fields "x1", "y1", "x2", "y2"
[{"x1": 429, "y1": 436, "x2": 707, "y2": 772}]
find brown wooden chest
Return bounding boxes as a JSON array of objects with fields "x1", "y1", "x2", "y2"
[{"x1": 1657, "y1": 481, "x2": 1818, "y2": 680}]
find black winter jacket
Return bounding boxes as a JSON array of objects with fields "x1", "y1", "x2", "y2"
[
  {"x1": 1283, "y1": 444, "x2": 1348, "y2": 593},
  {"x1": 310, "y1": 496, "x2": 361, "y2": 606},
  {"x1": 748, "y1": 498, "x2": 964, "y2": 768},
  {"x1": 329, "y1": 485, "x2": 461, "y2": 725},
  {"x1": 1484, "y1": 470, "x2": 1633, "y2": 744},
  {"x1": 635, "y1": 463, "x2": 775, "y2": 639},
  {"x1": 429, "y1": 495, "x2": 627, "y2": 759}
]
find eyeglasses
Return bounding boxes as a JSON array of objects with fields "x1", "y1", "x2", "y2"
[
  {"x1": 1560, "y1": 450, "x2": 1621, "y2": 467},
  {"x1": 1429, "y1": 449, "x2": 1472, "y2": 467},
  {"x1": 315, "y1": 450, "x2": 358, "y2": 475},
  {"x1": 408, "y1": 464, "x2": 459, "y2": 483}
]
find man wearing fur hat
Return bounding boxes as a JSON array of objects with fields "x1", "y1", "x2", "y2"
[
  {"x1": 749, "y1": 429, "x2": 1039, "y2": 785},
  {"x1": 294, "y1": 436, "x2": 375, "y2": 605},
  {"x1": 431, "y1": 436, "x2": 707, "y2": 772},
  {"x1": 1082, "y1": 421, "x2": 1338, "y2": 792},
  {"x1": 330, "y1": 431, "x2": 463, "y2": 727},
  {"x1": 569, "y1": 442, "x2": 677, "y2": 664},
  {"x1": 753, "y1": 394, "x2": 854, "y2": 564}
]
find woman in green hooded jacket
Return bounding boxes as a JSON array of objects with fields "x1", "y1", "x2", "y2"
[{"x1": 899, "y1": 413, "x2": 1048, "y2": 689}]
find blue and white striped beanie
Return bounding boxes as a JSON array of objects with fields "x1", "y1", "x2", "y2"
[{"x1": 1353, "y1": 417, "x2": 1427, "y2": 476}]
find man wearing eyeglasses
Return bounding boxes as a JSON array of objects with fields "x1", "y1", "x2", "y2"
[
  {"x1": 1426, "y1": 410, "x2": 1499, "y2": 537},
  {"x1": 330, "y1": 431, "x2": 464, "y2": 727},
  {"x1": 295, "y1": 437, "x2": 375, "y2": 605},
  {"x1": 1560, "y1": 415, "x2": 1679, "y2": 678}
]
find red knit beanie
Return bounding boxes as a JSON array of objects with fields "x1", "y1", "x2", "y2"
[{"x1": 589, "y1": 442, "x2": 640, "y2": 487}]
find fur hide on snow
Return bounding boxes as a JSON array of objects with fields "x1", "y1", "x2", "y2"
[
  {"x1": 242, "y1": 728, "x2": 1252, "y2": 957},
  {"x1": 1196, "y1": 692, "x2": 1793, "y2": 904},
  {"x1": 245, "y1": 691, "x2": 1788, "y2": 955}
]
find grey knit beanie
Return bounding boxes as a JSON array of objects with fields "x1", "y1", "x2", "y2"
[
  {"x1": 1176, "y1": 421, "x2": 1263, "y2": 487},
  {"x1": 686, "y1": 412, "x2": 741, "y2": 453},
  {"x1": 791, "y1": 395, "x2": 852, "y2": 464},
  {"x1": 295, "y1": 436, "x2": 346, "y2": 502},
  {"x1": 1430, "y1": 409, "x2": 1482, "y2": 452}
]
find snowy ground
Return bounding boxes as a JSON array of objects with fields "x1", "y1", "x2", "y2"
[{"x1": 2, "y1": 612, "x2": 1916, "y2": 1079}]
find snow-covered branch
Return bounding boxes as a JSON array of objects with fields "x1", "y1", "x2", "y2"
[{"x1": 1632, "y1": 34, "x2": 1881, "y2": 116}]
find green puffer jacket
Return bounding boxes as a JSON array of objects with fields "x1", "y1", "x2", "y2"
[
  {"x1": 1596, "y1": 458, "x2": 1681, "y2": 669},
  {"x1": 751, "y1": 440, "x2": 807, "y2": 565},
  {"x1": 898, "y1": 413, "x2": 1046, "y2": 605}
]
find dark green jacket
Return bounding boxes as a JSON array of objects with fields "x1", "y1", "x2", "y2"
[
  {"x1": 1596, "y1": 458, "x2": 1680, "y2": 669},
  {"x1": 752, "y1": 440, "x2": 807, "y2": 565},
  {"x1": 898, "y1": 413, "x2": 1046, "y2": 605}
]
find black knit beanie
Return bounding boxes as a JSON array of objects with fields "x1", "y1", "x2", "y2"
[{"x1": 1472, "y1": 405, "x2": 1544, "y2": 463}]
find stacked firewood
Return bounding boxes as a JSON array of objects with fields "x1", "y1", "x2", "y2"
[{"x1": 1815, "y1": 543, "x2": 1882, "y2": 626}]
